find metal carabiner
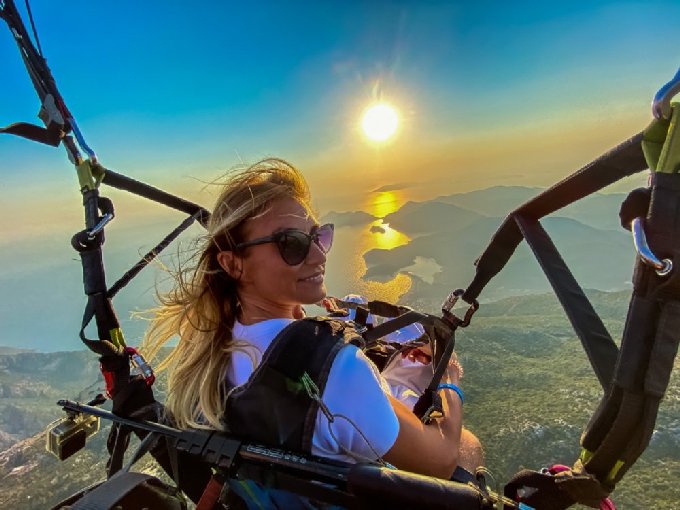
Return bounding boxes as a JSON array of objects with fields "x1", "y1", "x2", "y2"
[
  {"x1": 125, "y1": 346, "x2": 156, "y2": 387},
  {"x1": 652, "y1": 67, "x2": 680, "y2": 120},
  {"x1": 631, "y1": 217, "x2": 673, "y2": 276},
  {"x1": 87, "y1": 213, "x2": 114, "y2": 240},
  {"x1": 441, "y1": 288, "x2": 479, "y2": 327}
]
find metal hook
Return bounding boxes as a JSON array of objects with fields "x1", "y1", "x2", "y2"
[
  {"x1": 631, "y1": 217, "x2": 672, "y2": 276},
  {"x1": 652, "y1": 67, "x2": 680, "y2": 120}
]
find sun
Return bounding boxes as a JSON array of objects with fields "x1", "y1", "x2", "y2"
[{"x1": 361, "y1": 103, "x2": 399, "y2": 142}]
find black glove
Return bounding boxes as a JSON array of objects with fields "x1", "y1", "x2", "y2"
[{"x1": 619, "y1": 187, "x2": 651, "y2": 231}]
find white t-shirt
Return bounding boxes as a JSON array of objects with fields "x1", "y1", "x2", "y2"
[{"x1": 226, "y1": 318, "x2": 432, "y2": 463}]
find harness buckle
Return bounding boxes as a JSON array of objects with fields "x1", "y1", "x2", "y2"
[{"x1": 38, "y1": 94, "x2": 65, "y2": 130}]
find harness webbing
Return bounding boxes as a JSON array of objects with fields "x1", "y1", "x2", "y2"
[
  {"x1": 464, "y1": 133, "x2": 647, "y2": 303},
  {"x1": 460, "y1": 134, "x2": 646, "y2": 395},
  {"x1": 579, "y1": 169, "x2": 680, "y2": 489},
  {"x1": 496, "y1": 108, "x2": 680, "y2": 506},
  {"x1": 101, "y1": 168, "x2": 210, "y2": 227},
  {"x1": 514, "y1": 214, "x2": 618, "y2": 391}
]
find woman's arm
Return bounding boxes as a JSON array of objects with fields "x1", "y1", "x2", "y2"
[{"x1": 383, "y1": 362, "x2": 463, "y2": 479}]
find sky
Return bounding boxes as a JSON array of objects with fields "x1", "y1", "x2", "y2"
[{"x1": 1, "y1": 0, "x2": 679, "y2": 350}]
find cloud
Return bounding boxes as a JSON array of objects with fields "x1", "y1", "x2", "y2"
[{"x1": 371, "y1": 182, "x2": 413, "y2": 193}]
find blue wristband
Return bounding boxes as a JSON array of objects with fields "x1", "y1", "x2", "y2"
[{"x1": 438, "y1": 383, "x2": 464, "y2": 404}]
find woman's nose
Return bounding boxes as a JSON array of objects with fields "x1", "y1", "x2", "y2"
[{"x1": 307, "y1": 239, "x2": 327, "y2": 264}]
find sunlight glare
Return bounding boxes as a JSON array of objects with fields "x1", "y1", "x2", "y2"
[{"x1": 362, "y1": 103, "x2": 399, "y2": 142}]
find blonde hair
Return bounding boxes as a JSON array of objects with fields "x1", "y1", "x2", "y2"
[{"x1": 143, "y1": 158, "x2": 313, "y2": 429}]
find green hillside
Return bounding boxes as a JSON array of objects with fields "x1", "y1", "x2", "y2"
[{"x1": 0, "y1": 291, "x2": 677, "y2": 509}]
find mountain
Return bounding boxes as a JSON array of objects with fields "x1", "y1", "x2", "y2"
[
  {"x1": 435, "y1": 186, "x2": 542, "y2": 217},
  {"x1": 366, "y1": 214, "x2": 633, "y2": 301},
  {"x1": 381, "y1": 201, "x2": 486, "y2": 235},
  {"x1": 0, "y1": 347, "x2": 33, "y2": 355},
  {"x1": 0, "y1": 290, "x2": 678, "y2": 508},
  {"x1": 0, "y1": 350, "x2": 102, "y2": 455},
  {"x1": 365, "y1": 187, "x2": 635, "y2": 300},
  {"x1": 435, "y1": 186, "x2": 629, "y2": 231},
  {"x1": 320, "y1": 210, "x2": 377, "y2": 227}
]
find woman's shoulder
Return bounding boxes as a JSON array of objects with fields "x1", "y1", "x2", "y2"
[
  {"x1": 233, "y1": 318, "x2": 295, "y2": 347},
  {"x1": 329, "y1": 342, "x2": 391, "y2": 395}
]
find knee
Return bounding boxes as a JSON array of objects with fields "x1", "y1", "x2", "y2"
[{"x1": 459, "y1": 428, "x2": 485, "y2": 471}]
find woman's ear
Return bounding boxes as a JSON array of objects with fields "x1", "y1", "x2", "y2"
[{"x1": 216, "y1": 251, "x2": 243, "y2": 280}]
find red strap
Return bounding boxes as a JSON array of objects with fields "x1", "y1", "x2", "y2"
[
  {"x1": 100, "y1": 363, "x2": 118, "y2": 398},
  {"x1": 196, "y1": 475, "x2": 224, "y2": 510}
]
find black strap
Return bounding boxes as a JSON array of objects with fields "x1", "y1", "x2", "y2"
[
  {"x1": 106, "y1": 424, "x2": 131, "y2": 478},
  {"x1": 347, "y1": 464, "x2": 493, "y2": 510},
  {"x1": 101, "y1": 168, "x2": 210, "y2": 227},
  {"x1": 464, "y1": 132, "x2": 647, "y2": 303},
  {"x1": 514, "y1": 214, "x2": 619, "y2": 391},
  {"x1": 69, "y1": 472, "x2": 158, "y2": 510},
  {"x1": 330, "y1": 297, "x2": 411, "y2": 318},
  {"x1": 1, "y1": 1, "x2": 72, "y2": 128},
  {"x1": 108, "y1": 211, "x2": 203, "y2": 298},
  {"x1": 362, "y1": 310, "x2": 429, "y2": 344},
  {"x1": 0, "y1": 121, "x2": 62, "y2": 146},
  {"x1": 579, "y1": 173, "x2": 680, "y2": 488}
]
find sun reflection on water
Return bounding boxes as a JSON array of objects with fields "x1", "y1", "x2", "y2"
[
  {"x1": 321, "y1": 190, "x2": 415, "y2": 305},
  {"x1": 324, "y1": 219, "x2": 412, "y2": 304},
  {"x1": 370, "y1": 221, "x2": 410, "y2": 250},
  {"x1": 369, "y1": 191, "x2": 405, "y2": 218}
]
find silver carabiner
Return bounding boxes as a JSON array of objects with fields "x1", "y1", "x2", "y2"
[
  {"x1": 631, "y1": 217, "x2": 673, "y2": 276},
  {"x1": 87, "y1": 213, "x2": 114, "y2": 240},
  {"x1": 652, "y1": 67, "x2": 680, "y2": 120}
]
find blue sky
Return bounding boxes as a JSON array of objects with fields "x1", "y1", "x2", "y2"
[
  {"x1": 3, "y1": 1, "x2": 678, "y2": 203},
  {"x1": 1, "y1": 0, "x2": 679, "y2": 350}
]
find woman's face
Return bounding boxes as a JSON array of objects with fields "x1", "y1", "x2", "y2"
[{"x1": 227, "y1": 197, "x2": 328, "y2": 316}]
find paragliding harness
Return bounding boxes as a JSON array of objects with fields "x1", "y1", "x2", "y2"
[{"x1": 3, "y1": 0, "x2": 680, "y2": 508}]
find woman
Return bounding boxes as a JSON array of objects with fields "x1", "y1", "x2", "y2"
[{"x1": 143, "y1": 158, "x2": 483, "y2": 504}]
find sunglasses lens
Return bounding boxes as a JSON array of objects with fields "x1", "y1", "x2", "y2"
[
  {"x1": 278, "y1": 231, "x2": 310, "y2": 265},
  {"x1": 315, "y1": 224, "x2": 334, "y2": 253}
]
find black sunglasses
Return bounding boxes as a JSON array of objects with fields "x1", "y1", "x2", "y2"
[{"x1": 235, "y1": 223, "x2": 334, "y2": 266}]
